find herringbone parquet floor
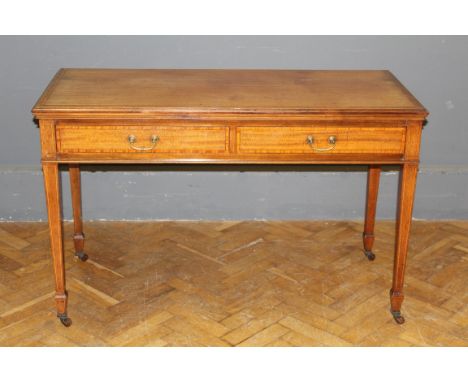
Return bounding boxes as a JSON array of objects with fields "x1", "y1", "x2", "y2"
[{"x1": 0, "y1": 221, "x2": 466, "y2": 346}]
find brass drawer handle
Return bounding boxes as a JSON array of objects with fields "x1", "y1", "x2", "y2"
[
  {"x1": 306, "y1": 135, "x2": 337, "y2": 152},
  {"x1": 127, "y1": 134, "x2": 159, "y2": 151}
]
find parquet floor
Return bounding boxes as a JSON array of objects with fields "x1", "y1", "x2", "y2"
[{"x1": 0, "y1": 221, "x2": 466, "y2": 346}]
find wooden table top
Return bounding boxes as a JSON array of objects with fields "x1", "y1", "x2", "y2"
[{"x1": 33, "y1": 69, "x2": 427, "y2": 117}]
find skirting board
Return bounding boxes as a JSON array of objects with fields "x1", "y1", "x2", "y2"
[{"x1": 0, "y1": 165, "x2": 467, "y2": 221}]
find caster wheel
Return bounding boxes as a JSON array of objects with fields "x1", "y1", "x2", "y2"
[
  {"x1": 75, "y1": 252, "x2": 88, "y2": 262},
  {"x1": 391, "y1": 311, "x2": 405, "y2": 325},
  {"x1": 58, "y1": 315, "x2": 72, "y2": 327},
  {"x1": 364, "y1": 250, "x2": 376, "y2": 261}
]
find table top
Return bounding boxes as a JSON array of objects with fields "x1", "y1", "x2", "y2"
[{"x1": 33, "y1": 68, "x2": 427, "y2": 117}]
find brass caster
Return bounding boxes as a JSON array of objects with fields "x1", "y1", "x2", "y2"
[
  {"x1": 75, "y1": 251, "x2": 88, "y2": 262},
  {"x1": 58, "y1": 313, "x2": 72, "y2": 327},
  {"x1": 364, "y1": 250, "x2": 376, "y2": 261},
  {"x1": 391, "y1": 310, "x2": 405, "y2": 325}
]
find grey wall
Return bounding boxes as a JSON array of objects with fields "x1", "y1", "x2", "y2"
[{"x1": 0, "y1": 36, "x2": 467, "y2": 221}]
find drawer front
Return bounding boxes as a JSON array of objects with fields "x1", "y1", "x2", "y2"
[
  {"x1": 56, "y1": 125, "x2": 229, "y2": 154},
  {"x1": 237, "y1": 127, "x2": 406, "y2": 154}
]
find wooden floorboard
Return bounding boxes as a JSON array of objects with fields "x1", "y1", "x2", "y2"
[{"x1": 0, "y1": 221, "x2": 466, "y2": 346}]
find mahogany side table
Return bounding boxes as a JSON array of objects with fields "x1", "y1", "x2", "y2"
[{"x1": 32, "y1": 69, "x2": 428, "y2": 326}]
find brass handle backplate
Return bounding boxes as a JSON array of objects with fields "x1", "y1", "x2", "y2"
[
  {"x1": 127, "y1": 134, "x2": 159, "y2": 151},
  {"x1": 306, "y1": 135, "x2": 337, "y2": 152}
]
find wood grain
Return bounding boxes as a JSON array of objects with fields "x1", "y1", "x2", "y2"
[
  {"x1": 41, "y1": 164, "x2": 67, "y2": 317},
  {"x1": 32, "y1": 69, "x2": 428, "y2": 327},
  {"x1": 69, "y1": 164, "x2": 84, "y2": 256},
  {"x1": 0, "y1": 221, "x2": 466, "y2": 346},
  {"x1": 57, "y1": 125, "x2": 228, "y2": 154},
  {"x1": 32, "y1": 69, "x2": 427, "y2": 117},
  {"x1": 391, "y1": 164, "x2": 419, "y2": 317},
  {"x1": 38, "y1": 120, "x2": 57, "y2": 160},
  {"x1": 237, "y1": 127, "x2": 405, "y2": 154},
  {"x1": 363, "y1": 166, "x2": 381, "y2": 255}
]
